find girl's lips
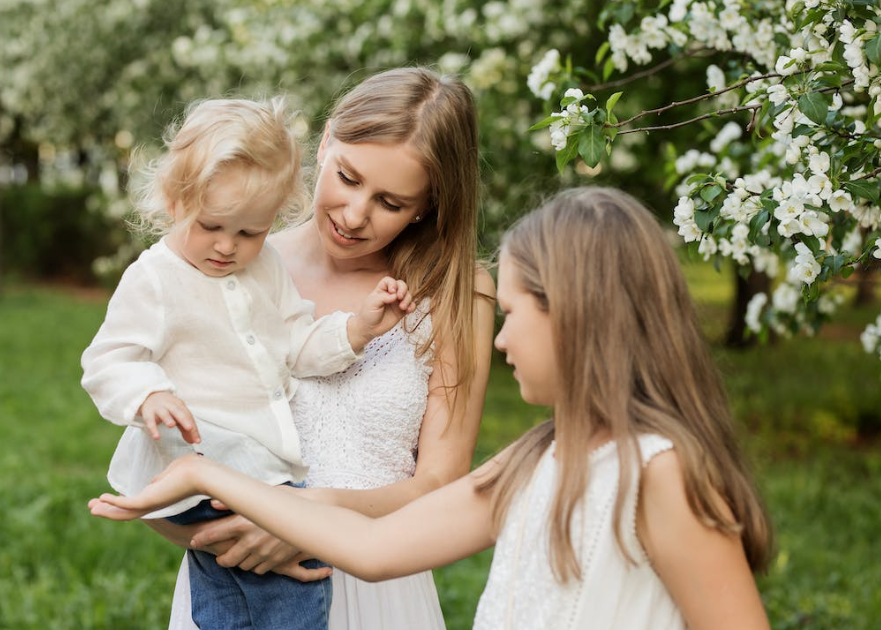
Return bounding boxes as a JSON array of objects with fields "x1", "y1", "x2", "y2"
[{"x1": 208, "y1": 259, "x2": 232, "y2": 268}]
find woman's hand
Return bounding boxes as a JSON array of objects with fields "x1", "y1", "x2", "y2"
[
  {"x1": 88, "y1": 453, "x2": 208, "y2": 520},
  {"x1": 190, "y1": 512, "x2": 331, "y2": 581}
]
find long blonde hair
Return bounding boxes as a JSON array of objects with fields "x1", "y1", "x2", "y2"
[
  {"x1": 327, "y1": 67, "x2": 482, "y2": 407},
  {"x1": 129, "y1": 96, "x2": 307, "y2": 236},
  {"x1": 479, "y1": 187, "x2": 772, "y2": 582}
]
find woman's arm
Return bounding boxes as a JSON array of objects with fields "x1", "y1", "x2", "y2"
[
  {"x1": 304, "y1": 268, "x2": 496, "y2": 515},
  {"x1": 637, "y1": 450, "x2": 771, "y2": 630},
  {"x1": 91, "y1": 453, "x2": 498, "y2": 581}
]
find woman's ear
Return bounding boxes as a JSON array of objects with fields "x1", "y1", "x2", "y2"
[{"x1": 317, "y1": 120, "x2": 333, "y2": 166}]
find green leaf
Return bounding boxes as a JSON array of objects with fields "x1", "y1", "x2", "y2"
[
  {"x1": 845, "y1": 180, "x2": 880, "y2": 204},
  {"x1": 866, "y1": 34, "x2": 881, "y2": 67},
  {"x1": 529, "y1": 115, "x2": 558, "y2": 131},
  {"x1": 798, "y1": 92, "x2": 830, "y2": 126},
  {"x1": 694, "y1": 205, "x2": 720, "y2": 232},
  {"x1": 606, "y1": 91, "x2": 623, "y2": 115},
  {"x1": 578, "y1": 125, "x2": 605, "y2": 168},
  {"x1": 603, "y1": 57, "x2": 615, "y2": 81},
  {"x1": 556, "y1": 137, "x2": 579, "y2": 173},
  {"x1": 595, "y1": 41, "x2": 610, "y2": 65},
  {"x1": 700, "y1": 184, "x2": 723, "y2": 203}
]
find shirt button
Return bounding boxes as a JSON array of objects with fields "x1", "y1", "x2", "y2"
[
  {"x1": 226, "y1": 280, "x2": 236, "y2": 290},
  {"x1": 273, "y1": 389, "x2": 283, "y2": 400},
  {"x1": 246, "y1": 335, "x2": 256, "y2": 345}
]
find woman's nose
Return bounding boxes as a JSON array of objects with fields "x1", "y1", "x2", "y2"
[{"x1": 342, "y1": 196, "x2": 370, "y2": 229}]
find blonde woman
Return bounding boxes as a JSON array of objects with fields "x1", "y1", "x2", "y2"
[
  {"x1": 94, "y1": 186, "x2": 773, "y2": 630},
  {"x1": 132, "y1": 68, "x2": 496, "y2": 629}
]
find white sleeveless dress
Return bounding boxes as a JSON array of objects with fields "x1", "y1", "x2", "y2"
[
  {"x1": 472, "y1": 434, "x2": 686, "y2": 630},
  {"x1": 168, "y1": 306, "x2": 446, "y2": 630}
]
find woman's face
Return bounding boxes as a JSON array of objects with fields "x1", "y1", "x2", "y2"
[
  {"x1": 313, "y1": 135, "x2": 430, "y2": 264},
  {"x1": 494, "y1": 254, "x2": 559, "y2": 407}
]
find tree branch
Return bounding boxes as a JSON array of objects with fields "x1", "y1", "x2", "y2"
[
  {"x1": 616, "y1": 104, "x2": 762, "y2": 135},
  {"x1": 610, "y1": 71, "x2": 782, "y2": 128}
]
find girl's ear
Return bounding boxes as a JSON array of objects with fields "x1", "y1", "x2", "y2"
[{"x1": 317, "y1": 120, "x2": 333, "y2": 165}]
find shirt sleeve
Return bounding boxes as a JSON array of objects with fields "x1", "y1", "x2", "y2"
[
  {"x1": 80, "y1": 259, "x2": 176, "y2": 427},
  {"x1": 264, "y1": 245, "x2": 362, "y2": 377}
]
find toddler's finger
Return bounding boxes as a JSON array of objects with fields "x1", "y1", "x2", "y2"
[{"x1": 144, "y1": 417, "x2": 161, "y2": 440}]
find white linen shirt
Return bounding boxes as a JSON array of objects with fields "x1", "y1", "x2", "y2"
[{"x1": 81, "y1": 238, "x2": 359, "y2": 518}]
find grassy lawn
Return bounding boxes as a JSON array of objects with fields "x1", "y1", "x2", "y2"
[{"x1": 1, "y1": 266, "x2": 880, "y2": 628}]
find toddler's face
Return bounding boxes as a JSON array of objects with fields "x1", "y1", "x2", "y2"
[{"x1": 167, "y1": 167, "x2": 280, "y2": 277}]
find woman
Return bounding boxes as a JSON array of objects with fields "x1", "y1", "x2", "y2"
[{"x1": 139, "y1": 67, "x2": 495, "y2": 629}]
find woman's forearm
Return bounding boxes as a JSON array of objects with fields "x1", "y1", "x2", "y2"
[{"x1": 142, "y1": 517, "x2": 197, "y2": 548}]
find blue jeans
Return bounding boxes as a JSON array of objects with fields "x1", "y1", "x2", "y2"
[{"x1": 167, "y1": 483, "x2": 331, "y2": 630}]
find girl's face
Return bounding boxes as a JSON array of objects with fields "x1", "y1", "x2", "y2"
[
  {"x1": 494, "y1": 254, "x2": 559, "y2": 407},
  {"x1": 166, "y1": 166, "x2": 279, "y2": 277},
  {"x1": 313, "y1": 135, "x2": 429, "y2": 265}
]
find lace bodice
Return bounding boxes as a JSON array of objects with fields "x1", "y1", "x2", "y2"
[
  {"x1": 293, "y1": 306, "x2": 433, "y2": 490},
  {"x1": 473, "y1": 434, "x2": 685, "y2": 630}
]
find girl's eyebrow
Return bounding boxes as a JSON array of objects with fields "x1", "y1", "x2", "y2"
[{"x1": 337, "y1": 156, "x2": 423, "y2": 204}]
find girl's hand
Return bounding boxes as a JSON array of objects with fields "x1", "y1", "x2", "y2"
[
  {"x1": 138, "y1": 391, "x2": 201, "y2": 444},
  {"x1": 190, "y1": 512, "x2": 332, "y2": 581},
  {"x1": 88, "y1": 453, "x2": 207, "y2": 520},
  {"x1": 347, "y1": 277, "x2": 415, "y2": 351}
]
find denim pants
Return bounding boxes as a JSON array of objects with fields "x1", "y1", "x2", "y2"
[{"x1": 167, "y1": 483, "x2": 332, "y2": 630}]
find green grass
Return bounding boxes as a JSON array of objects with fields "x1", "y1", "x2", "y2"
[{"x1": 2, "y1": 274, "x2": 880, "y2": 629}]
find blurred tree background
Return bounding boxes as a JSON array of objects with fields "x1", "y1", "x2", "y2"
[{"x1": 1, "y1": 0, "x2": 879, "y2": 628}]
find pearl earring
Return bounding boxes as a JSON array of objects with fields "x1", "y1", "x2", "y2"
[{"x1": 413, "y1": 215, "x2": 422, "y2": 222}]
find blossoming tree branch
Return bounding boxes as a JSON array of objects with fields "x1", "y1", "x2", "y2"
[{"x1": 529, "y1": 0, "x2": 881, "y2": 354}]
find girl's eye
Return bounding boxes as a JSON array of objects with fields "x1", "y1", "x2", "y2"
[
  {"x1": 198, "y1": 222, "x2": 220, "y2": 231},
  {"x1": 337, "y1": 170, "x2": 357, "y2": 186}
]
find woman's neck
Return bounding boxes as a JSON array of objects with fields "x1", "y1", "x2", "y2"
[{"x1": 304, "y1": 218, "x2": 390, "y2": 276}]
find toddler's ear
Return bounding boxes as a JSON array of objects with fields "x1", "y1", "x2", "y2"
[{"x1": 166, "y1": 198, "x2": 182, "y2": 221}]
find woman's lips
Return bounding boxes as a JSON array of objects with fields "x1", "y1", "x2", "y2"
[{"x1": 329, "y1": 217, "x2": 364, "y2": 244}]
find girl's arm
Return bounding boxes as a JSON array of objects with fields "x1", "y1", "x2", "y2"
[
  {"x1": 91, "y1": 453, "x2": 498, "y2": 581},
  {"x1": 188, "y1": 269, "x2": 496, "y2": 572},
  {"x1": 637, "y1": 450, "x2": 771, "y2": 630}
]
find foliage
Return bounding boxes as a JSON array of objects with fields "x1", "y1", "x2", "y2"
[
  {"x1": 2, "y1": 280, "x2": 880, "y2": 628},
  {"x1": 0, "y1": 184, "x2": 127, "y2": 284},
  {"x1": 529, "y1": 0, "x2": 881, "y2": 352},
  {"x1": 0, "y1": 0, "x2": 615, "y2": 261}
]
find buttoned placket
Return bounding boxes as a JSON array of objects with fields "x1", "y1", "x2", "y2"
[{"x1": 220, "y1": 273, "x2": 303, "y2": 465}]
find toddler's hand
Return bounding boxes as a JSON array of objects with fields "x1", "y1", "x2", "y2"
[
  {"x1": 347, "y1": 277, "x2": 415, "y2": 351},
  {"x1": 138, "y1": 391, "x2": 201, "y2": 444}
]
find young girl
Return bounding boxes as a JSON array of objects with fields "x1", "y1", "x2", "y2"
[
  {"x1": 81, "y1": 96, "x2": 414, "y2": 630},
  {"x1": 93, "y1": 188, "x2": 769, "y2": 627}
]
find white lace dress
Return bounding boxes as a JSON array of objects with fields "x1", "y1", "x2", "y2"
[
  {"x1": 168, "y1": 307, "x2": 446, "y2": 630},
  {"x1": 472, "y1": 434, "x2": 686, "y2": 630}
]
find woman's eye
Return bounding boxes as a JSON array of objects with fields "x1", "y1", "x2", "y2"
[
  {"x1": 379, "y1": 197, "x2": 402, "y2": 211},
  {"x1": 337, "y1": 170, "x2": 357, "y2": 186}
]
